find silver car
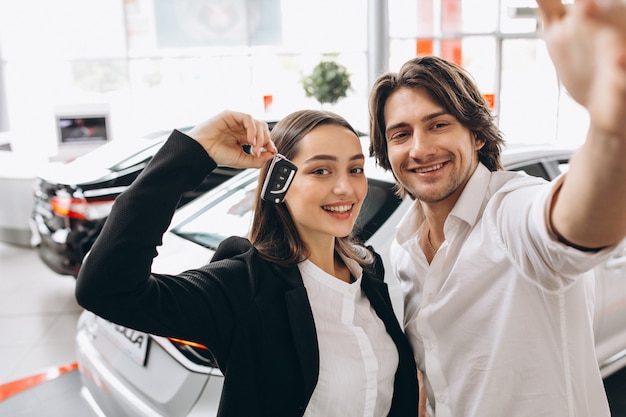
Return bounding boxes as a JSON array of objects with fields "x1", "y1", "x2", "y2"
[{"x1": 75, "y1": 142, "x2": 626, "y2": 417}]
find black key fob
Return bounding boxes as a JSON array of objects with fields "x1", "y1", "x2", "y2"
[{"x1": 261, "y1": 154, "x2": 297, "y2": 204}]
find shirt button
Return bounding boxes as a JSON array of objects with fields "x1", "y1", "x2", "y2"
[
  {"x1": 436, "y1": 394, "x2": 448, "y2": 403},
  {"x1": 425, "y1": 341, "x2": 434, "y2": 350}
]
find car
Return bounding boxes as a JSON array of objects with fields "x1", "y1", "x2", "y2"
[
  {"x1": 74, "y1": 141, "x2": 626, "y2": 417},
  {"x1": 29, "y1": 123, "x2": 276, "y2": 278}
]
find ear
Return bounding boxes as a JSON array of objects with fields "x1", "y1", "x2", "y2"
[{"x1": 473, "y1": 133, "x2": 486, "y2": 151}]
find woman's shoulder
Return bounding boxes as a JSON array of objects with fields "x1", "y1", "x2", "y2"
[
  {"x1": 212, "y1": 236, "x2": 254, "y2": 260},
  {"x1": 210, "y1": 236, "x2": 281, "y2": 271}
]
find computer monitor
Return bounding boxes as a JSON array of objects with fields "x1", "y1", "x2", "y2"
[{"x1": 56, "y1": 115, "x2": 109, "y2": 144}]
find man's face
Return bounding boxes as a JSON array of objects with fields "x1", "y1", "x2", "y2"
[{"x1": 383, "y1": 86, "x2": 484, "y2": 207}]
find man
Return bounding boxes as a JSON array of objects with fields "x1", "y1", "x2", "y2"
[{"x1": 368, "y1": 0, "x2": 626, "y2": 416}]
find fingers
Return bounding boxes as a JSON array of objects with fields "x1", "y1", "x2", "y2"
[
  {"x1": 250, "y1": 118, "x2": 277, "y2": 157},
  {"x1": 538, "y1": 0, "x2": 626, "y2": 29},
  {"x1": 187, "y1": 110, "x2": 276, "y2": 168},
  {"x1": 586, "y1": 0, "x2": 626, "y2": 32},
  {"x1": 536, "y1": 0, "x2": 567, "y2": 24},
  {"x1": 584, "y1": 0, "x2": 626, "y2": 70},
  {"x1": 221, "y1": 110, "x2": 275, "y2": 156}
]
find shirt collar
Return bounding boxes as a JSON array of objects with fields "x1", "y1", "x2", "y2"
[
  {"x1": 450, "y1": 162, "x2": 491, "y2": 228},
  {"x1": 395, "y1": 163, "x2": 491, "y2": 245},
  {"x1": 298, "y1": 253, "x2": 363, "y2": 292}
]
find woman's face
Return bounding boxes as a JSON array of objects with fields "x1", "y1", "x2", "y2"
[{"x1": 284, "y1": 124, "x2": 368, "y2": 247}]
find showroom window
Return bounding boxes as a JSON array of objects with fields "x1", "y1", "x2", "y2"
[
  {"x1": 388, "y1": 0, "x2": 587, "y2": 146},
  {"x1": 0, "y1": 0, "x2": 586, "y2": 157},
  {"x1": 0, "y1": 0, "x2": 370, "y2": 150}
]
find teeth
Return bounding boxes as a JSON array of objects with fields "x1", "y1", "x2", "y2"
[
  {"x1": 323, "y1": 204, "x2": 352, "y2": 213},
  {"x1": 416, "y1": 163, "x2": 443, "y2": 173}
]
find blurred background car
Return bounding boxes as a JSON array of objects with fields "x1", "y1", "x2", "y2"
[
  {"x1": 74, "y1": 139, "x2": 626, "y2": 417},
  {"x1": 29, "y1": 123, "x2": 276, "y2": 277}
]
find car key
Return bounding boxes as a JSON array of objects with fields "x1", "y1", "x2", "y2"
[{"x1": 261, "y1": 154, "x2": 297, "y2": 204}]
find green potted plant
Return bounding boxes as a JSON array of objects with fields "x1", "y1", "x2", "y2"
[{"x1": 302, "y1": 60, "x2": 352, "y2": 108}]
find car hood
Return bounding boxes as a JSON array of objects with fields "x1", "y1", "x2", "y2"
[
  {"x1": 37, "y1": 138, "x2": 163, "y2": 185},
  {"x1": 36, "y1": 161, "x2": 113, "y2": 185}
]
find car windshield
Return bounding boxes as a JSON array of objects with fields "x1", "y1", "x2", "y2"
[
  {"x1": 171, "y1": 173, "x2": 403, "y2": 250},
  {"x1": 172, "y1": 175, "x2": 258, "y2": 249}
]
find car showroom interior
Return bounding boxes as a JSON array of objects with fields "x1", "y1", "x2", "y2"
[{"x1": 1, "y1": 0, "x2": 625, "y2": 416}]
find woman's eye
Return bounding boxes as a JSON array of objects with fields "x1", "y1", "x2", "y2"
[
  {"x1": 351, "y1": 167, "x2": 365, "y2": 174},
  {"x1": 312, "y1": 168, "x2": 330, "y2": 175}
]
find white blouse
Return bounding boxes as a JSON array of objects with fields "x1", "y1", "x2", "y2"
[{"x1": 298, "y1": 256, "x2": 399, "y2": 417}]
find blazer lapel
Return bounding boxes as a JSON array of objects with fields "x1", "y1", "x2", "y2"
[{"x1": 271, "y1": 264, "x2": 319, "y2": 403}]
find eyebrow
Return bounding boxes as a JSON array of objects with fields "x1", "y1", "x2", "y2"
[
  {"x1": 303, "y1": 153, "x2": 365, "y2": 163},
  {"x1": 385, "y1": 110, "x2": 449, "y2": 134}
]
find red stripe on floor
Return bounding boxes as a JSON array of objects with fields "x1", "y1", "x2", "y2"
[{"x1": 0, "y1": 362, "x2": 78, "y2": 401}]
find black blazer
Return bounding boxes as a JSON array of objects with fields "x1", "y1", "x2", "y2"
[{"x1": 76, "y1": 130, "x2": 418, "y2": 417}]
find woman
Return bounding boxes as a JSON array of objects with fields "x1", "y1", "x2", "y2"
[{"x1": 75, "y1": 109, "x2": 418, "y2": 417}]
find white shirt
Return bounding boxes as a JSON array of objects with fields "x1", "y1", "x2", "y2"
[
  {"x1": 394, "y1": 164, "x2": 617, "y2": 417},
  {"x1": 299, "y1": 256, "x2": 399, "y2": 417}
]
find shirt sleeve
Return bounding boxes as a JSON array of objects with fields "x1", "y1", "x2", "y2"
[{"x1": 488, "y1": 173, "x2": 620, "y2": 290}]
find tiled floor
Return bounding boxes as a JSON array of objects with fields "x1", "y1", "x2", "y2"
[{"x1": 0, "y1": 241, "x2": 82, "y2": 385}]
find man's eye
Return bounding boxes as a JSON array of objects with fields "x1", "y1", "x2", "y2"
[
  {"x1": 388, "y1": 132, "x2": 408, "y2": 141},
  {"x1": 351, "y1": 167, "x2": 365, "y2": 174}
]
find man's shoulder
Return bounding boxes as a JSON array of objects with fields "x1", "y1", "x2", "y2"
[{"x1": 487, "y1": 169, "x2": 548, "y2": 194}]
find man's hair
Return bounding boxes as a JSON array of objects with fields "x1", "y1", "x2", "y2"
[
  {"x1": 249, "y1": 109, "x2": 373, "y2": 267},
  {"x1": 369, "y1": 55, "x2": 504, "y2": 196}
]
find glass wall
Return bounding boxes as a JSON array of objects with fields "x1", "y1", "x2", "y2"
[
  {"x1": 388, "y1": 0, "x2": 587, "y2": 146},
  {"x1": 0, "y1": 0, "x2": 586, "y2": 158},
  {"x1": 0, "y1": 0, "x2": 369, "y2": 157}
]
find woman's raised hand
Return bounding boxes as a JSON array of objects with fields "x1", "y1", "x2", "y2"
[{"x1": 187, "y1": 110, "x2": 278, "y2": 168}]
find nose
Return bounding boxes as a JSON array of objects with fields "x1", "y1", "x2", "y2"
[
  {"x1": 408, "y1": 131, "x2": 435, "y2": 160},
  {"x1": 333, "y1": 172, "x2": 354, "y2": 196}
]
